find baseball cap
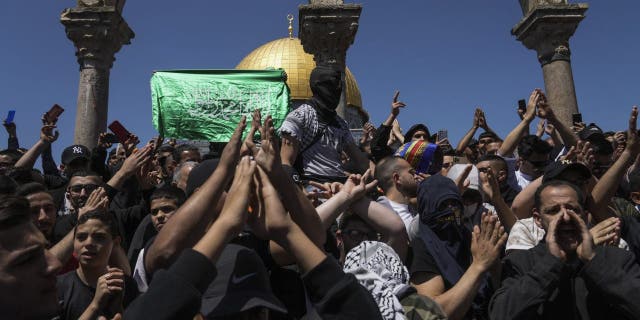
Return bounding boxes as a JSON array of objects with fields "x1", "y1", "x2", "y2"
[
  {"x1": 200, "y1": 244, "x2": 287, "y2": 317},
  {"x1": 579, "y1": 123, "x2": 605, "y2": 142},
  {"x1": 61, "y1": 145, "x2": 90, "y2": 165},
  {"x1": 542, "y1": 160, "x2": 591, "y2": 183}
]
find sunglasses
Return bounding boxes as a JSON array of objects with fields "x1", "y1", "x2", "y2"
[
  {"x1": 68, "y1": 184, "x2": 100, "y2": 194},
  {"x1": 442, "y1": 162, "x2": 453, "y2": 169}
]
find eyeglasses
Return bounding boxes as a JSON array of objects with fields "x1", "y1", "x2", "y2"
[
  {"x1": 442, "y1": 162, "x2": 453, "y2": 169},
  {"x1": 343, "y1": 229, "x2": 378, "y2": 242},
  {"x1": 68, "y1": 184, "x2": 100, "y2": 194}
]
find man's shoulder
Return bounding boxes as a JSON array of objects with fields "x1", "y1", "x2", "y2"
[
  {"x1": 56, "y1": 270, "x2": 82, "y2": 292},
  {"x1": 504, "y1": 242, "x2": 548, "y2": 266}
]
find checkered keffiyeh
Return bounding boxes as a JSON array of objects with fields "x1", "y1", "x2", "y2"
[{"x1": 343, "y1": 241, "x2": 409, "y2": 320}]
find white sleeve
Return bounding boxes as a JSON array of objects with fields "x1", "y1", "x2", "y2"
[{"x1": 132, "y1": 248, "x2": 149, "y2": 293}]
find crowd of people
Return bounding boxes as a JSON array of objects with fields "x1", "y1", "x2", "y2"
[{"x1": 1, "y1": 64, "x2": 640, "y2": 320}]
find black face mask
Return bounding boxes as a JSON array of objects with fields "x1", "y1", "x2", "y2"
[{"x1": 308, "y1": 66, "x2": 342, "y2": 125}]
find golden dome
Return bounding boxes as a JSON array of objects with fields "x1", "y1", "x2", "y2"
[{"x1": 235, "y1": 37, "x2": 363, "y2": 109}]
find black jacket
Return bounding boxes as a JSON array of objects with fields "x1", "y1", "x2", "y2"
[
  {"x1": 124, "y1": 250, "x2": 383, "y2": 320},
  {"x1": 489, "y1": 243, "x2": 640, "y2": 320}
]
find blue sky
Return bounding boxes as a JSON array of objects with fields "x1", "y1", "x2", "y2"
[{"x1": 1, "y1": 1, "x2": 638, "y2": 161}]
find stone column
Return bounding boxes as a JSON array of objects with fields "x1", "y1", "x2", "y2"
[
  {"x1": 298, "y1": 1, "x2": 361, "y2": 121},
  {"x1": 512, "y1": 1, "x2": 588, "y2": 128},
  {"x1": 61, "y1": 1, "x2": 134, "y2": 148}
]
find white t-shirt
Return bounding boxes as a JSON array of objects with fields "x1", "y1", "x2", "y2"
[{"x1": 376, "y1": 196, "x2": 416, "y2": 231}]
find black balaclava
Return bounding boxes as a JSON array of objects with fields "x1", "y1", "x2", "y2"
[{"x1": 308, "y1": 64, "x2": 342, "y2": 126}]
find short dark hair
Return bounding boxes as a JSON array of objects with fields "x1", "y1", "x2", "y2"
[
  {"x1": 15, "y1": 182, "x2": 48, "y2": 198},
  {"x1": 69, "y1": 170, "x2": 101, "y2": 180},
  {"x1": 534, "y1": 180, "x2": 585, "y2": 211},
  {"x1": 76, "y1": 210, "x2": 118, "y2": 237},
  {"x1": 477, "y1": 154, "x2": 509, "y2": 178},
  {"x1": 173, "y1": 144, "x2": 200, "y2": 161},
  {"x1": 0, "y1": 195, "x2": 31, "y2": 230},
  {"x1": 0, "y1": 149, "x2": 21, "y2": 162},
  {"x1": 374, "y1": 156, "x2": 404, "y2": 192},
  {"x1": 518, "y1": 135, "x2": 552, "y2": 160},
  {"x1": 478, "y1": 131, "x2": 499, "y2": 141},
  {"x1": 150, "y1": 185, "x2": 186, "y2": 207},
  {"x1": 0, "y1": 175, "x2": 18, "y2": 195},
  {"x1": 442, "y1": 147, "x2": 456, "y2": 157}
]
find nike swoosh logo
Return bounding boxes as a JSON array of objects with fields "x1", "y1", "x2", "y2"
[{"x1": 231, "y1": 272, "x2": 257, "y2": 284}]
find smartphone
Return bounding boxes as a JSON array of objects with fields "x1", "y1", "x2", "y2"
[
  {"x1": 108, "y1": 120, "x2": 132, "y2": 143},
  {"x1": 5, "y1": 110, "x2": 15, "y2": 124},
  {"x1": 44, "y1": 104, "x2": 64, "y2": 123},
  {"x1": 518, "y1": 99, "x2": 526, "y2": 113},
  {"x1": 437, "y1": 129, "x2": 448, "y2": 141},
  {"x1": 572, "y1": 113, "x2": 583, "y2": 125}
]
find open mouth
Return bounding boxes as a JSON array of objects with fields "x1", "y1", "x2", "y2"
[
  {"x1": 556, "y1": 224, "x2": 580, "y2": 243},
  {"x1": 80, "y1": 251, "x2": 97, "y2": 259}
]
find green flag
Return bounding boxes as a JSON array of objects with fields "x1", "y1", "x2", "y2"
[{"x1": 151, "y1": 69, "x2": 291, "y2": 142}]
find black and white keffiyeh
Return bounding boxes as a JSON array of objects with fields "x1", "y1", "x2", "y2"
[{"x1": 343, "y1": 241, "x2": 409, "y2": 320}]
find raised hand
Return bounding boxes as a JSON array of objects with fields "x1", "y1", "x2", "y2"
[
  {"x1": 123, "y1": 134, "x2": 140, "y2": 156},
  {"x1": 391, "y1": 91, "x2": 406, "y2": 117},
  {"x1": 625, "y1": 106, "x2": 640, "y2": 156},
  {"x1": 524, "y1": 89, "x2": 540, "y2": 121},
  {"x1": 119, "y1": 144, "x2": 153, "y2": 177},
  {"x1": 219, "y1": 116, "x2": 247, "y2": 170},
  {"x1": 97, "y1": 132, "x2": 114, "y2": 150},
  {"x1": 339, "y1": 169, "x2": 378, "y2": 202},
  {"x1": 473, "y1": 108, "x2": 481, "y2": 128},
  {"x1": 471, "y1": 213, "x2": 507, "y2": 272},
  {"x1": 455, "y1": 164, "x2": 473, "y2": 194},
  {"x1": 589, "y1": 216, "x2": 621, "y2": 246},
  {"x1": 536, "y1": 91, "x2": 558, "y2": 122},
  {"x1": 571, "y1": 121, "x2": 586, "y2": 135},
  {"x1": 78, "y1": 187, "x2": 109, "y2": 218},
  {"x1": 479, "y1": 166, "x2": 499, "y2": 204},
  {"x1": 40, "y1": 123, "x2": 59, "y2": 144},
  {"x1": 217, "y1": 155, "x2": 256, "y2": 235},
  {"x1": 570, "y1": 210, "x2": 596, "y2": 262},
  {"x1": 92, "y1": 267, "x2": 125, "y2": 310},
  {"x1": 245, "y1": 115, "x2": 281, "y2": 175},
  {"x1": 3, "y1": 120, "x2": 16, "y2": 137},
  {"x1": 360, "y1": 122, "x2": 376, "y2": 144},
  {"x1": 240, "y1": 109, "x2": 262, "y2": 157},
  {"x1": 477, "y1": 108, "x2": 488, "y2": 130}
]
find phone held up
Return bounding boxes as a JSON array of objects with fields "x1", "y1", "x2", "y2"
[
  {"x1": 108, "y1": 120, "x2": 132, "y2": 143},
  {"x1": 44, "y1": 104, "x2": 65, "y2": 123},
  {"x1": 517, "y1": 99, "x2": 526, "y2": 113},
  {"x1": 5, "y1": 110, "x2": 15, "y2": 124},
  {"x1": 572, "y1": 113, "x2": 583, "y2": 125}
]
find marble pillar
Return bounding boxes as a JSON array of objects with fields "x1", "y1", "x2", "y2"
[
  {"x1": 61, "y1": 2, "x2": 134, "y2": 148},
  {"x1": 298, "y1": 1, "x2": 361, "y2": 122},
  {"x1": 512, "y1": 2, "x2": 588, "y2": 128}
]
